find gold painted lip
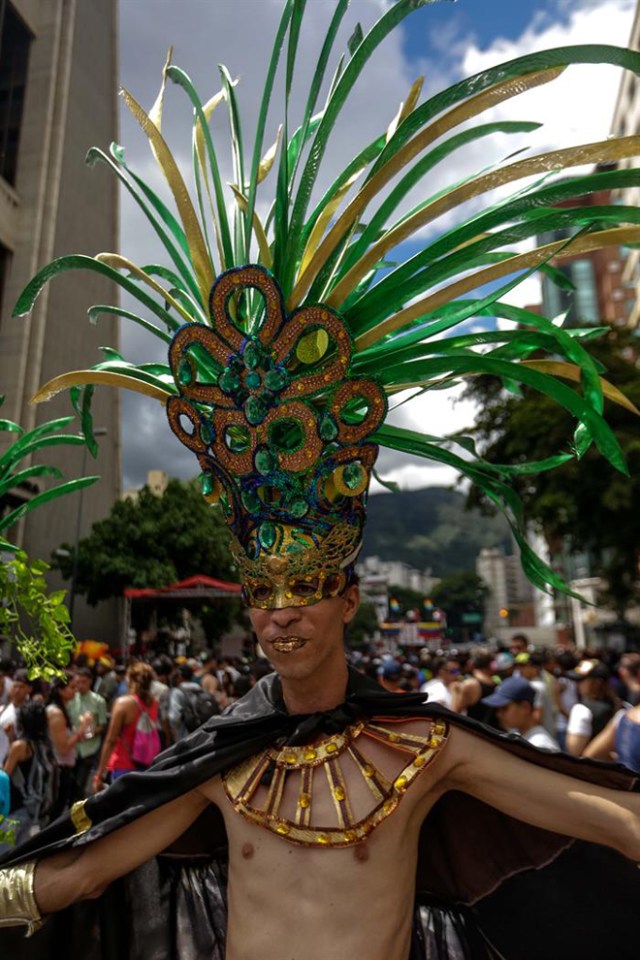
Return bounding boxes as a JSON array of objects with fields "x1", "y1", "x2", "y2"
[{"x1": 269, "y1": 637, "x2": 308, "y2": 653}]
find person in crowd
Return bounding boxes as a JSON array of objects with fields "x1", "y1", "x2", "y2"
[
  {"x1": 66, "y1": 667, "x2": 107, "y2": 797},
  {"x1": 491, "y1": 651, "x2": 515, "y2": 682},
  {"x1": 45, "y1": 674, "x2": 89, "y2": 819},
  {"x1": 0, "y1": 660, "x2": 14, "y2": 709},
  {"x1": 197, "y1": 650, "x2": 230, "y2": 710},
  {"x1": 451, "y1": 650, "x2": 497, "y2": 721},
  {"x1": 514, "y1": 651, "x2": 556, "y2": 737},
  {"x1": 168, "y1": 663, "x2": 207, "y2": 742},
  {"x1": 420, "y1": 656, "x2": 461, "y2": 708},
  {"x1": 92, "y1": 657, "x2": 119, "y2": 710},
  {"x1": 508, "y1": 634, "x2": 529, "y2": 658},
  {"x1": 617, "y1": 653, "x2": 640, "y2": 706},
  {"x1": 0, "y1": 702, "x2": 56, "y2": 849},
  {"x1": 113, "y1": 664, "x2": 128, "y2": 698},
  {"x1": 565, "y1": 660, "x2": 617, "y2": 756},
  {"x1": 481, "y1": 676, "x2": 560, "y2": 752},
  {"x1": 378, "y1": 659, "x2": 406, "y2": 693},
  {"x1": 93, "y1": 662, "x2": 160, "y2": 790},
  {"x1": 0, "y1": 669, "x2": 33, "y2": 746},
  {"x1": 553, "y1": 651, "x2": 579, "y2": 751},
  {"x1": 583, "y1": 701, "x2": 640, "y2": 774},
  {"x1": 151, "y1": 656, "x2": 174, "y2": 747}
]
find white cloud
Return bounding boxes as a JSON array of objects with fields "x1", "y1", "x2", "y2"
[{"x1": 116, "y1": 0, "x2": 636, "y2": 489}]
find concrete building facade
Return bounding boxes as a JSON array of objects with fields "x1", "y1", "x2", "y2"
[{"x1": 0, "y1": 0, "x2": 120, "y2": 642}]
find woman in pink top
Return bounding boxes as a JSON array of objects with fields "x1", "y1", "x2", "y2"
[{"x1": 93, "y1": 662, "x2": 159, "y2": 791}]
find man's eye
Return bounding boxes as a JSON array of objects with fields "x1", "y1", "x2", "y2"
[
  {"x1": 290, "y1": 579, "x2": 320, "y2": 597},
  {"x1": 323, "y1": 573, "x2": 343, "y2": 596},
  {"x1": 252, "y1": 584, "x2": 274, "y2": 601}
]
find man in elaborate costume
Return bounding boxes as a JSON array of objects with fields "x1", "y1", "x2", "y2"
[{"x1": 3, "y1": 2, "x2": 640, "y2": 957}]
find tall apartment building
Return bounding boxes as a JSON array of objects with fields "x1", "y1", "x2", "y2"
[
  {"x1": 0, "y1": 0, "x2": 120, "y2": 642},
  {"x1": 611, "y1": 5, "x2": 640, "y2": 327}
]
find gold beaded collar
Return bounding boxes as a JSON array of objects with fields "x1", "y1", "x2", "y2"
[{"x1": 222, "y1": 716, "x2": 448, "y2": 848}]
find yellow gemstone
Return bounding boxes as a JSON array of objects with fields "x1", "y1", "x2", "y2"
[
  {"x1": 428, "y1": 738, "x2": 440, "y2": 749},
  {"x1": 394, "y1": 775, "x2": 408, "y2": 792},
  {"x1": 388, "y1": 733, "x2": 400, "y2": 743},
  {"x1": 325, "y1": 742, "x2": 338, "y2": 754},
  {"x1": 344, "y1": 830, "x2": 357, "y2": 843},
  {"x1": 276, "y1": 823, "x2": 290, "y2": 836},
  {"x1": 299, "y1": 793, "x2": 311, "y2": 809},
  {"x1": 363, "y1": 764, "x2": 375, "y2": 778},
  {"x1": 284, "y1": 753, "x2": 297, "y2": 764},
  {"x1": 317, "y1": 834, "x2": 330, "y2": 845},
  {"x1": 334, "y1": 786, "x2": 346, "y2": 801},
  {"x1": 413, "y1": 755, "x2": 426, "y2": 768},
  {"x1": 383, "y1": 799, "x2": 397, "y2": 815},
  {"x1": 304, "y1": 749, "x2": 317, "y2": 761}
]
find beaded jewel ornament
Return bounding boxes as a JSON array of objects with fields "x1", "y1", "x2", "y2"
[{"x1": 17, "y1": 1, "x2": 640, "y2": 607}]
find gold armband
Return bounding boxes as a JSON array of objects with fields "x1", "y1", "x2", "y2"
[{"x1": 0, "y1": 861, "x2": 43, "y2": 936}]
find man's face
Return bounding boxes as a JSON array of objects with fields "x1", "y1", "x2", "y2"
[
  {"x1": 249, "y1": 585, "x2": 360, "y2": 683},
  {"x1": 75, "y1": 674, "x2": 92, "y2": 695},
  {"x1": 10, "y1": 680, "x2": 31, "y2": 706},
  {"x1": 440, "y1": 661, "x2": 461, "y2": 687},
  {"x1": 519, "y1": 662, "x2": 536, "y2": 680},
  {"x1": 496, "y1": 699, "x2": 531, "y2": 733},
  {"x1": 510, "y1": 638, "x2": 528, "y2": 656}
]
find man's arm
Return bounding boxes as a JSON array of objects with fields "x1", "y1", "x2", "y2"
[
  {"x1": 33, "y1": 785, "x2": 210, "y2": 914},
  {"x1": 444, "y1": 726, "x2": 640, "y2": 860}
]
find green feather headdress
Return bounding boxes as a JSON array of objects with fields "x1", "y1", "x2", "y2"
[{"x1": 15, "y1": 0, "x2": 640, "y2": 599}]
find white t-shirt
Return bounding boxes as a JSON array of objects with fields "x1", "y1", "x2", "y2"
[
  {"x1": 421, "y1": 678, "x2": 452, "y2": 709},
  {"x1": 567, "y1": 702, "x2": 593, "y2": 739},
  {"x1": 0, "y1": 702, "x2": 17, "y2": 737},
  {"x1": 529, "y1": 677, "x2": 556, "y2": 736},
  {"x1": 523, "y1": 725, "x2": 560, "y2": 752}
]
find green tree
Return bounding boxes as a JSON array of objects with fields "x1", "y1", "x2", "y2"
[
  {"x1": 462, "y1": 327, "x2": 640, "y2": 618},
  {"x1": 387, "y1": 584, "x2": 425, "y2": 618},
  {"x1": 54, "y1": 479, "x2": 235, "y2": 606},
  {"x1": 431, "y1": 571, "x2": 488, "y2": 639}
]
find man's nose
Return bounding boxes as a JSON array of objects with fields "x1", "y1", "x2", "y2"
[{"x1": 270, "y1": 604, "x2": 302, "y2": 627}]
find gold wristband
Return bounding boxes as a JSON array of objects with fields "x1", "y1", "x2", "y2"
[{"x1": 0, "y1": 861, "x2": 43, "y2": 936}]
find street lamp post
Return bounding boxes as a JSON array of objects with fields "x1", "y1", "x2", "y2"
[{"x1": 69, "y1": 427, "x2": 107, "y2": 632}]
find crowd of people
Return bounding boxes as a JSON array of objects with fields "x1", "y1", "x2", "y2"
[{"x1": 0, "y1": 635, "x2": 639, "y2": 855}]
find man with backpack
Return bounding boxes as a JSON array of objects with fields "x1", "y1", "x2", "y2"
[{"x1": 168, "y1": 664, "x2": 219, "y2": 742}]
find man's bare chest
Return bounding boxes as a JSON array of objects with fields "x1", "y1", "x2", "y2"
[{"x1": 205, "y1": 715, "x2": 449, "y2": 851}]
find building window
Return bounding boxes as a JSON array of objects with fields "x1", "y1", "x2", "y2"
[{"x1": 0, "y1": 2, "x2": 32, "y2": 186}]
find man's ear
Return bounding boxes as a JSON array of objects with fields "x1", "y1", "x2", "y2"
[{"x1": 342, "y1": 584, "x2": 360, "y2": 625}]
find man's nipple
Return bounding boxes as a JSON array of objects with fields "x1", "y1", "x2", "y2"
[{"x1": 241, "y1": 843, "x2": 255, "y2": 860}]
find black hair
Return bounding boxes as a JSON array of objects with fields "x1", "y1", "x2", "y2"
[
  {"x1": 46, "y1": 673, "x2": 74, "y2": 729},
  {"x1": 178, "y1": 663, "x2": 194, "y2": 682},
  {"x1": 17, "y1": 701, "x2": 50, "y2": 743}
]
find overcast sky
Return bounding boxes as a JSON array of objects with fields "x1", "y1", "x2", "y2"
[{"x1": 116, "y1": 0, "x2": 636, "y2": 492}]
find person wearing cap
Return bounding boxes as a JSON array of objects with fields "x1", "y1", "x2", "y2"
[
  {"x1": 482, "y1": 678, "x2": 560, "y2": 752},
  {"x1": 514, "y1": 651, "x2": 556, "y2": 738},
  {"x1": 566, "y1": 660, "x2": 617, "y2": 756},
  {"x1": 378, "y1": 659, "x2": 405, "y2": 694}
]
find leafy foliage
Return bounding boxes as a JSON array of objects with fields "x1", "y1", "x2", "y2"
[
  {"x1": 53, "y1": 479, "x2": 236, "y2": 606},
  {"x1": 0, "y1": 553, "x2": 75, "y2": 679},
  {"x1": 462, "y1": 328, "x2": 640, "y2": 616}
]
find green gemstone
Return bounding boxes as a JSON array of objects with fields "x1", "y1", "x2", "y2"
[
  {"x1": 218, "y1": 369, "x2": 241, "y2": 394},
  {"x1": 241, "y1": 489, "x2": 261, "y2": 513},
  {"x1": 343, "y1": 462, "x2": 364, "y2": 491},
  {"x1": 264, "y1": 367, "x2": 289, "y2": 392},
  {"x1": 244, "y1": 396, "x2": 267, "y2": 425},
  {"x1": 178, "y1": 358, "x2": 193, "y2": 386},
  {"x1": 199, "y1": 421, "x2": 215, "y2": 445},
  {"x1": 243, "y1": 340, "x2": 262, "y2": 370},
  {"x1": 319, "y1": 414, "x2": 339, "y2": 442},
  {"x1": 200, "y1": 473, "x2": 215, "y2": 496},
  {"x1": 258, "y1": 521, "x2": 277, "y2": 549},
  {"x1": 269, "y1": 417, "x2": 304, "y2": 452},
  {"x1": 287, "y1": 496, "x2": 309, "y2": 519},
  {"x1": 245, "y1": 370, "x2": 261, "y2": 390},
  {"x1": 255, "y1": 446, "x2": 276, "y2": 475},
  {"x1": 225, "y1": 424, "x2": 250, "y2": 453}
]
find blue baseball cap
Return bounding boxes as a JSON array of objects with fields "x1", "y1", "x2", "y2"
[{"x1": 481, "y1": 676, "x2": 535, "y2": 707}]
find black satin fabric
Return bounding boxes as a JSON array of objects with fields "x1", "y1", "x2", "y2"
[{"x1": 2, "y1": 667, "x2": 640, "y2": 959}]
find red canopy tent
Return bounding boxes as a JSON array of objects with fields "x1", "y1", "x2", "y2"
[{"x1": 123, "y1": 575, "x2": 242, "y2": 653}]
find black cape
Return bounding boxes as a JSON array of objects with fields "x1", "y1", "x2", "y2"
[{"x1": 2, "y1": 668, "x2": 639, "y2": 960}]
